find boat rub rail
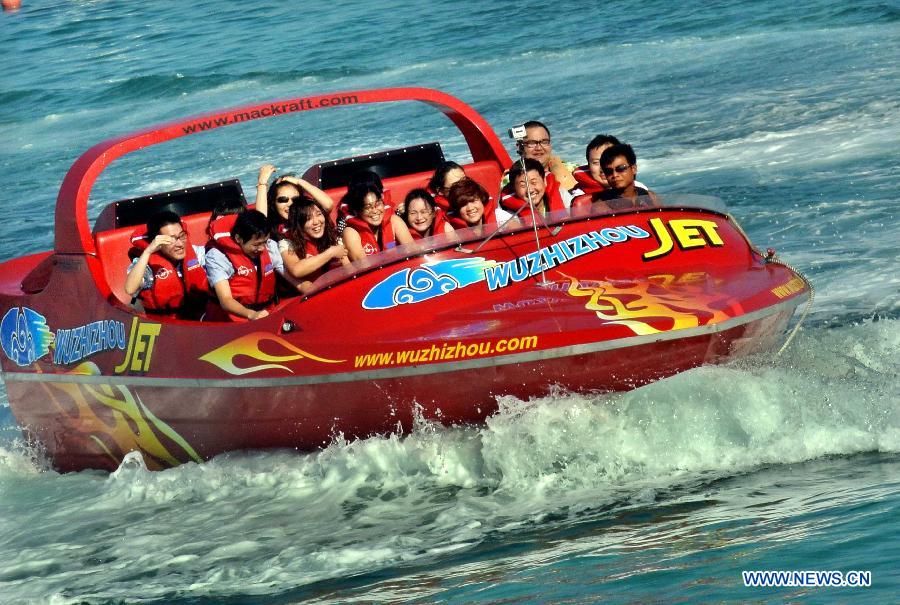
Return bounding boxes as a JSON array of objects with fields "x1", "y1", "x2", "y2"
[{"x1": 354, "y1": 335, "x2": 539, "y2": 368}]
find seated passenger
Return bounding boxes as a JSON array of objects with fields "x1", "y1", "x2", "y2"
[
  {"x1": 400, "y1": 189, "x2": 454, "y2": 240},
  {"x1": 427, "y1": 161, "x2": 466, "y2": 211},
  {"x1": 280, "y1": 200, "x2": 349, "y2": 291},
  {"x1": 342, "y1": 183, "x2": 414, "y2": 261},
  {"x1": 337, "y1": 170, "x2": 391, "y2": 231},
  {"x1": 570, "y1": 135, "x2": 651, "y2": 207},
  {"x1": 500, "y1": 158, "x2": 566, "y2": 220},
  {"x1": 500, "y1": 120, "x2": 575, "y2": 211},
  {"x1": 593, "y1": 143, "x2": 658, "y2": 210},
  {"x1": 570, "y1": 134, "x2": 621, "y2": 204},
  {"x1": 124, "y1": 210, "x2": 209, "y2": 320},
  {"x1": 255, "y1": 164, "x2": 335, "y2": 236},
  {"x1": 205, "y1": 209, "x2": 280, "y2": 321},
  {"x1": 447, "y1": 177, "x2": 497, "y2": 229}
]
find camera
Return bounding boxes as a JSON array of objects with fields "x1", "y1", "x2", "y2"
[{"x1": 508, "y1": 125, "x2": 527, "y2": 141}]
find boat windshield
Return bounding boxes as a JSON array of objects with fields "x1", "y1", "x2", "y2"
[{"x1": 303, "y1": 193, "x2": 729, "y2": 297}]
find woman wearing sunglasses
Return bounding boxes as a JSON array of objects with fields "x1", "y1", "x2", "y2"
[
  {"x1": 254, "y1": 163, "x2": 336, "y2": 238},
  {"x1": 592, "y1": 143, "x2": 658, "y2": 210}
]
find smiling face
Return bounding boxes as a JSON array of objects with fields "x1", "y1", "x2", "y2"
[
  {"x1": 158, "y1": 222, "x2": 187, "y2": 261},
  {"x1": 302, "y1": 204, "x2": 326, "y2": 240},
  {"x1": 406, "y1": 197, "x2": 434, "y2": 235},
  {"x1": 459, "y1": 197, "x2": 485, "y2": 225},
  {"x1": 587, "y1": 143, "x2": 614, "y2": 185},
  {"x1": 513, "y1": 169, "x2": 547, "y2": 207},
  {"x1": 273, "y1": 183, "x2": 301, "y2": 221},
  {"x1": 360, "y1": 192, "x2": 385, "y2": 228}
]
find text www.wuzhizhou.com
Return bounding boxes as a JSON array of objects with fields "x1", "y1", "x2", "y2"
[{"x1": 354, "y1": 336, "x2": 539, "y2": 368}]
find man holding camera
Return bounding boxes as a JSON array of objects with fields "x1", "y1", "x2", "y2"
[{"x1": 500, "y1": 120, "x2": 576, "y2": 213}]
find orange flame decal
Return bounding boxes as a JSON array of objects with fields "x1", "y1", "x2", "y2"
[
  {"x1": 561, "y1": 272, "x2": 741, "y2": 335},
  {"x1": 39, "y1": 362, "x2": 201, "y2": 469},
  {"x1": 199, "y1": 332, "x2": 344, "y2": 375}
]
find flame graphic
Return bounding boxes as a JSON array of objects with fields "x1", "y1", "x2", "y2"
[
  {"x1": 39, "y1": 362, "x2": 201, "y2": 470},
  {"x1": 199, "y1": 332, "x2": 344, "y2": 375},
  {"x1": 561, "y1": 272, "x2": 741, "y2": 335}
]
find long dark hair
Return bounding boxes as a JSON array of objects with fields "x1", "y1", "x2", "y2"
[
  {"x1": 428, "y1": 161, "x2": 464, "y2": 194},
  {"x1": 286, "y1": 200, "x2": 338, "y2": 257},
  {"x1": 266, "y1": 178, "x2": 307, "y2": 236}
]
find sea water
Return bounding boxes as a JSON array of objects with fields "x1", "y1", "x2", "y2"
[{"x1": 0, "y1": 0, "x2": 897, "y2": 603}]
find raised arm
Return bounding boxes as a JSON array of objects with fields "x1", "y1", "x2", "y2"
[
  {"x1": 254, "y1": 164, "x2": 277, "y2": 216},
  {"x1": 123, "y1": 234, "x2": 173, "y2": 296},
  {"x1": 278, "y1": 176, "x2": 335, "y2": 213}
]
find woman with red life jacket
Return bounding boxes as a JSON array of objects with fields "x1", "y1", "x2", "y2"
[
  {"x1": 342, "y1": 183, "x2": 414, "y2": 262},
  {"x1": 255, "y1": 164, "x2": 336, "y2": 237},
  {"x1": 280, "y1": 200, "x2": 349, "y2": 291},
  {"x1": 124, "y1": 210, "x2": 209, "y2": 320},
  {"x1": 205, "y1": 209, "x2": 279, "y2": 321},
  {"x1": 400, "y1": 189, "x2": 454, "y2": 240},
  {"x1": 447, "y1": 177, "x2": 497, "y2": 229},
  {"x1": 569, "y1": 134, "x2": 621, "y2": 207},
  {"x1": 427, "y1": 161, "x2": 466, "y2": 212},
  {"x1": 500, "y1": 158, "x2": 567, "y2": 221}
]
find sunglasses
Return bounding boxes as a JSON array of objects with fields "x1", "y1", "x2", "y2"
[
  {"x1": 602, "y1": 163, "x2": 632, "y2": 176},
  {"x1": 276, "y1": 195, "x2": 302, "y2": 204}
]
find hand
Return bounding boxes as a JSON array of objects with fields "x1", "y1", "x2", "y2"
[
  {"x1": 147, "y1": 234, "x2": 175, "y2": 253},
  {"x1": 329, "y1": 244, "x2": 348, "y2": 260},
  {"x1": 258, "y1": 164, "x2": 277, "y2": 184},
  {"x1": 248, "y1": 309, "x2": 269, "y2": 320}
]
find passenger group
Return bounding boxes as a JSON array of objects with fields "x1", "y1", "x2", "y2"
[{"x1": 125, "y1": 126, "x2": 655, "y2": 321}]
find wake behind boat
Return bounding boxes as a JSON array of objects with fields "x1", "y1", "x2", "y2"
[{"x1": 0, "y1": 87, "x2": 810, "y2": 472}]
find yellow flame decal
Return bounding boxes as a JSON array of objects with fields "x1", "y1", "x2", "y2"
[
  {"x1": 561, "y1": 272, "x2": 739, "y2": 335},
  {"x1": 199, "y1": 332, "x2": 344, "y2": 375},
  {"x1": 39, "y1": 362, "x2": 202, "y2": 470}
]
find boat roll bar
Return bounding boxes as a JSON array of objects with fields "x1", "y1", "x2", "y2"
[{"x1": 54, "y1": 87, "x2": 513, "y2": 256}]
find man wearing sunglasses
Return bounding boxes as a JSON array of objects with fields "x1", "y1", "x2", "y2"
[{"x1": 592, "y1": 143, "x2": 657, "y2": 209}]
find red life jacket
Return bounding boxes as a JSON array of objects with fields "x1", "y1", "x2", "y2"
[
  {"x1": 500, "y1": 172, "x2": 566, "y2": 214},
  {"x1": 128, "y1": 227, "x2": 209, "y2": 320},
  {"x1": 408, "y1": 208, "x2": 450, "y2": 240},
  {"x1": 298, "y1": 238, "x2": 343, "y2": 281},
  {"x1": 425, "y1": 186, "x2": 451, "y2": 212},
  {"x1": 344, "y1": 207, "x2": 396, "y2": 256},
  {"x1": 572, "y1": 164, "x2": 606, "y2": 195},
  {"x1": 207, "y1": 215, "x2": 276, "y2": 321}
]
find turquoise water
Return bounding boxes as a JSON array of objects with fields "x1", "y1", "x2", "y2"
[{"x1": 1, "y1": 0, "x2": 898, "y2": 603}]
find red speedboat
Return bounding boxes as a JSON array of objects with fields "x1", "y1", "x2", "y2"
[{"x1": 0, "y1": 88, "x2": 810, "y2": 472}]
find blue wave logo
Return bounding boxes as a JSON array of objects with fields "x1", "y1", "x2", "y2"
[
  {"x1": 362, "y1": 257, "x2": 495, "y2": 310},
  {"x1": 0, "y1": 307, "x2": 52, "y2": 367}
]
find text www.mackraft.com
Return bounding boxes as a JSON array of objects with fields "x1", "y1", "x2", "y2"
[
  {"x1": 354, "y1": 336, "x2": 539, "y2": 369},
  {"x1": 182, "y1": 95, "x2": 360, "y2": 133}
]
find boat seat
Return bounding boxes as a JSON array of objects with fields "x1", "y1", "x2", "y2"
[{"x1": 94, "y1": 211, "x2": 215, "y2": 305}]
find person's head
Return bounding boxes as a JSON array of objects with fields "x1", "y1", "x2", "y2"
[
  {"x1": 345, "y1": 183, "x2": 385, "y2": 228},
  {"x1": 585, "y1": 134, "x2": 621, "y2": 185},
  {"x1": 347, "y1": 170, "x2": 384, "y2": 195},
  {"x1": 147, "y1": 210, "x2": 187, "y2": 261},
  {"x1": 517, "y1": 120, "x2": 552, "y2": 167},
  {"x1": 231, "y1": 209, "x2": 270, "y2": 258},
  {"x1": 401, "y1": 188, "x2": 437, "y2": 236},
  {"x1": 448, "y1": 177, "x2": 489, "y2": 226},
  {"x1": 267, "y1": 178, "x2": 303, "y2": 224},
  {"x1": 287, "y1": 200, "x2": 337, "y2": 254},
  {"x1": 428, "y1": 161, "x2": 466, "y2": 197},
  {"x1": 508, "y1": 158, "x2": 547, "y2": 207},
  {"x1": 599, "y1": 143, "x2": 638, "y2": 194}
]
